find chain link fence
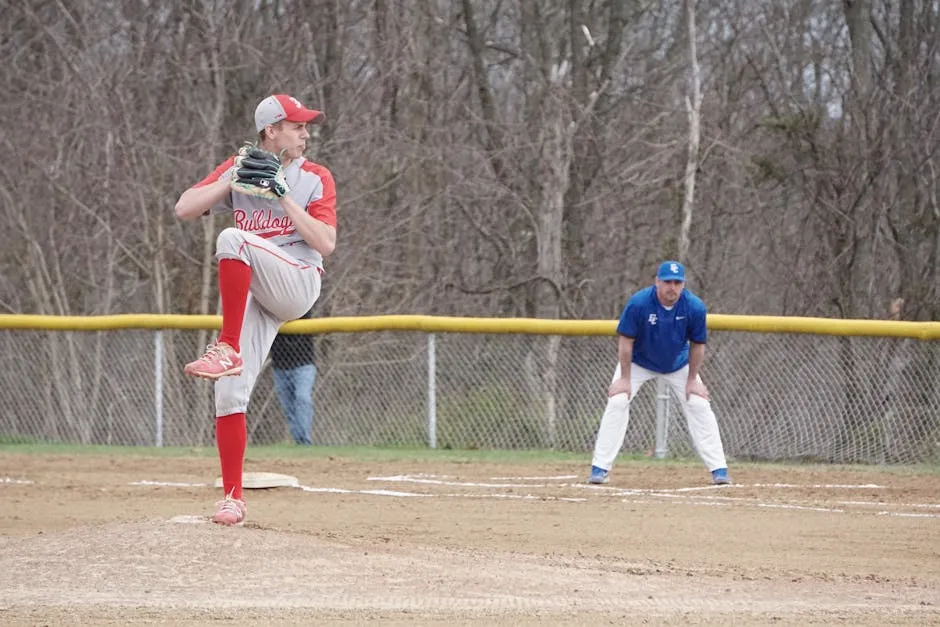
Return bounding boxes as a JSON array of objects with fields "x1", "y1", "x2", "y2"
[{"x1": 0, "y1": 326, "x2": 938, "y2": 464}]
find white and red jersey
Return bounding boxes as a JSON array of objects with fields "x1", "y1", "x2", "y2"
[{"x1": 195, "y1": 156, "x2": 337, "y2": 270}]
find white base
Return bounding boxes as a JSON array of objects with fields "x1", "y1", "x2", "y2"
[{"x1": 213, "y1": 471, "x2": 300, "y2": 489}]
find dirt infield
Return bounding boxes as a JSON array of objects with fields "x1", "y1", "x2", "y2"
[{"x1": 0, "y1": 453, "x2": 938, "y2": 625}]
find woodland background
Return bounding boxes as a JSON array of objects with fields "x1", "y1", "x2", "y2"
[{"x1": 2, "y1": 0, "x2": 939, "y2": 324}]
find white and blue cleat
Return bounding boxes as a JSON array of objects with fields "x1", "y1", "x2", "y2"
[
  {"x1": 587, "y1": 465, "x2": 609, "y2": 484},
  {"x1": 711, "y1": 467, "x2": 731, "y2": 485},
  {"x1": 588, "y1": 465, "x2": 729, "y2": 485}
]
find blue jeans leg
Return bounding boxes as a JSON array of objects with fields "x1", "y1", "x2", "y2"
[{"x1": 273, "y1": 364, "x2": 317, "y2": 445}]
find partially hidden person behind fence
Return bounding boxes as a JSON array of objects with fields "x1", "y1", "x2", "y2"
[
  {"x1": 270, "y1": 307, "x2": 317, "y2": 446},
  {"x1": 588, "y1": 261, "x2": 731, "y2": 486},
  {"x1": 173, "y1": 94, "x2": 337, "y2": 526}
]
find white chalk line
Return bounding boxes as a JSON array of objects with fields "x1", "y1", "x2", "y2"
[
  {"x1": 129, "y1": 480, "x2": 583, "y2": 503},
  {"x1": 130, "y1": 480, "x2": 210, "y2": 488},
  {"x1": 750, "y1": 483, "x2": 885, "y2": 489},
  {"x1": 125, "y1": 475, "x2": 940, "y2": 516},
  {"x1": 876, "y1": 511, "x2": 940, "y2": 518},
  {"x1": 440, "y1": 492, "x2": 587, "y2": 502},
  {"x1": 9, "y1": 473, "x2": 934, "y2": 519},
  {"x1": 366, "y1": 474, "x2": 553, "y2": 489},
  {"x1": 490, "y1": 475, "x2": 580, "y2": 481},
  {"x1": 369, "y1": 474, "x2": 940, "y2": 519},
  {"x1": 615, "y1": 498, "x2": 846, "y2": 513},
  {"x1": 616, "y1": 495, "x2": 940, "y2": 517},
  {"x1": 757, "y1": 502, "x2": 846, "y2": 513},
  {"x1": 835, "y1": 500, "x2": 940, "y2": 509},
  {"x1": 573, "y1": 482, "x2": 887, "y2": 493},
  {"x1": 578, "y1": 483, "x2": 940, "y2": 511},
  {"x1": 168, "y1": 515, "x2": 208, "y2": 524}
]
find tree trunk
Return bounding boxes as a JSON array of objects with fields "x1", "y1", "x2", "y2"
[{"x1": 678, "y1": 0, "x2": 703, "y2": 264}]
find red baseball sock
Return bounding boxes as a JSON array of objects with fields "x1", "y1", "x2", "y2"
[
  {"x1": 216, "y1": 412, "x2": 247, "y2": 501},
  {"x1": 217, "y1": 258, "x2": 252, "y2": 353}
]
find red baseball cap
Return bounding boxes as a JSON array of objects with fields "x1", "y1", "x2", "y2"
[{"x1": 254, "y1": 94, "x2": 325, "y2": 132}]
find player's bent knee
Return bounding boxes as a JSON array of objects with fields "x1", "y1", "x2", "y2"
[{"x1": 216, "y1": 227, "x2": 245, "y2": 254}]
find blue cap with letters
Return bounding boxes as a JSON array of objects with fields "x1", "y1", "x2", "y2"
[{"x1": 657, "y1": 261, "x2": 686, "y2": 281}]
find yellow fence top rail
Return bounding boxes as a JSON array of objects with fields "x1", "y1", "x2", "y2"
[{"x1": 0, "y1": 314, "x2": 938, "y2": 339}]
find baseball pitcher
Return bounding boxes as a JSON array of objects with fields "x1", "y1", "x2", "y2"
[{"x1": 174, "y1": 94, "x2": 337, "y2": 525}]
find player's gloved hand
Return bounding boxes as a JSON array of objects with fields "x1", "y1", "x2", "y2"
[{"x1": 230, "y1": 145, "x2": 290, "y2": 200}]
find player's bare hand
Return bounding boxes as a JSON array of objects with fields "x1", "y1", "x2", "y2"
[
  {"x1": 686, "y1": 378, "x2": 709, "y2": 401},
  {"x1": 608, "y1": 377, "x2": 631, "y2": 399}
]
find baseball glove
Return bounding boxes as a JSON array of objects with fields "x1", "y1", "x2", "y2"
[{"x1": 230, "y1": 145, "x2": 290, "y2": 200}]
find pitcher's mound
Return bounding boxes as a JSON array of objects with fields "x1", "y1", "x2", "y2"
[{"x1": 213, "y1": 471, "x2": 299, "y2": 489}]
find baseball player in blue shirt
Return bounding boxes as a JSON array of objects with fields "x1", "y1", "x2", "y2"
[{"x1": 589, "y1": 261, "x2": 730, "y2": 485}]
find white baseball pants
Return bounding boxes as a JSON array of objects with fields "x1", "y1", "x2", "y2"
[
  {"x1": 213, "y1": 228, "x2": 322, "y2": 417},
  {"x1": 591, "y1": 363, "x2": 727, "y2": 472}
]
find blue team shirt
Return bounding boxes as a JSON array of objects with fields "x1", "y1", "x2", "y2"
[{"x1": 616, "y1": 286, "x2": 708, "y2": 374}]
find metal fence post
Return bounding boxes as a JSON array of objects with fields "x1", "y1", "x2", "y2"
[
  {"x1": 427, "y1": 333, "x2": 437, "y2": 449},
  {"x1": 154, "y1": 330, "x2": 164, "y2": 447},
  {"x1": 654, "y1": 378, "x2": 669, "y2": 459}
]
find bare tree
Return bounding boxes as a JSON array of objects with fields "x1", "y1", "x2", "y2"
[
  {"x1": 1, "y1": 0, "x2": 938, "y2": 447},
  {"x1": 678, "y1": 0, "x2": 702, "y2": 264}
]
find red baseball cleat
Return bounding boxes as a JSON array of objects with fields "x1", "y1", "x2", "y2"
[
  {"x1": 184, "y1": 342, "x2": 243, "y2": 379},
  {"x1": 211, "y1": 491, "x2": 247, "y2": 526}
]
